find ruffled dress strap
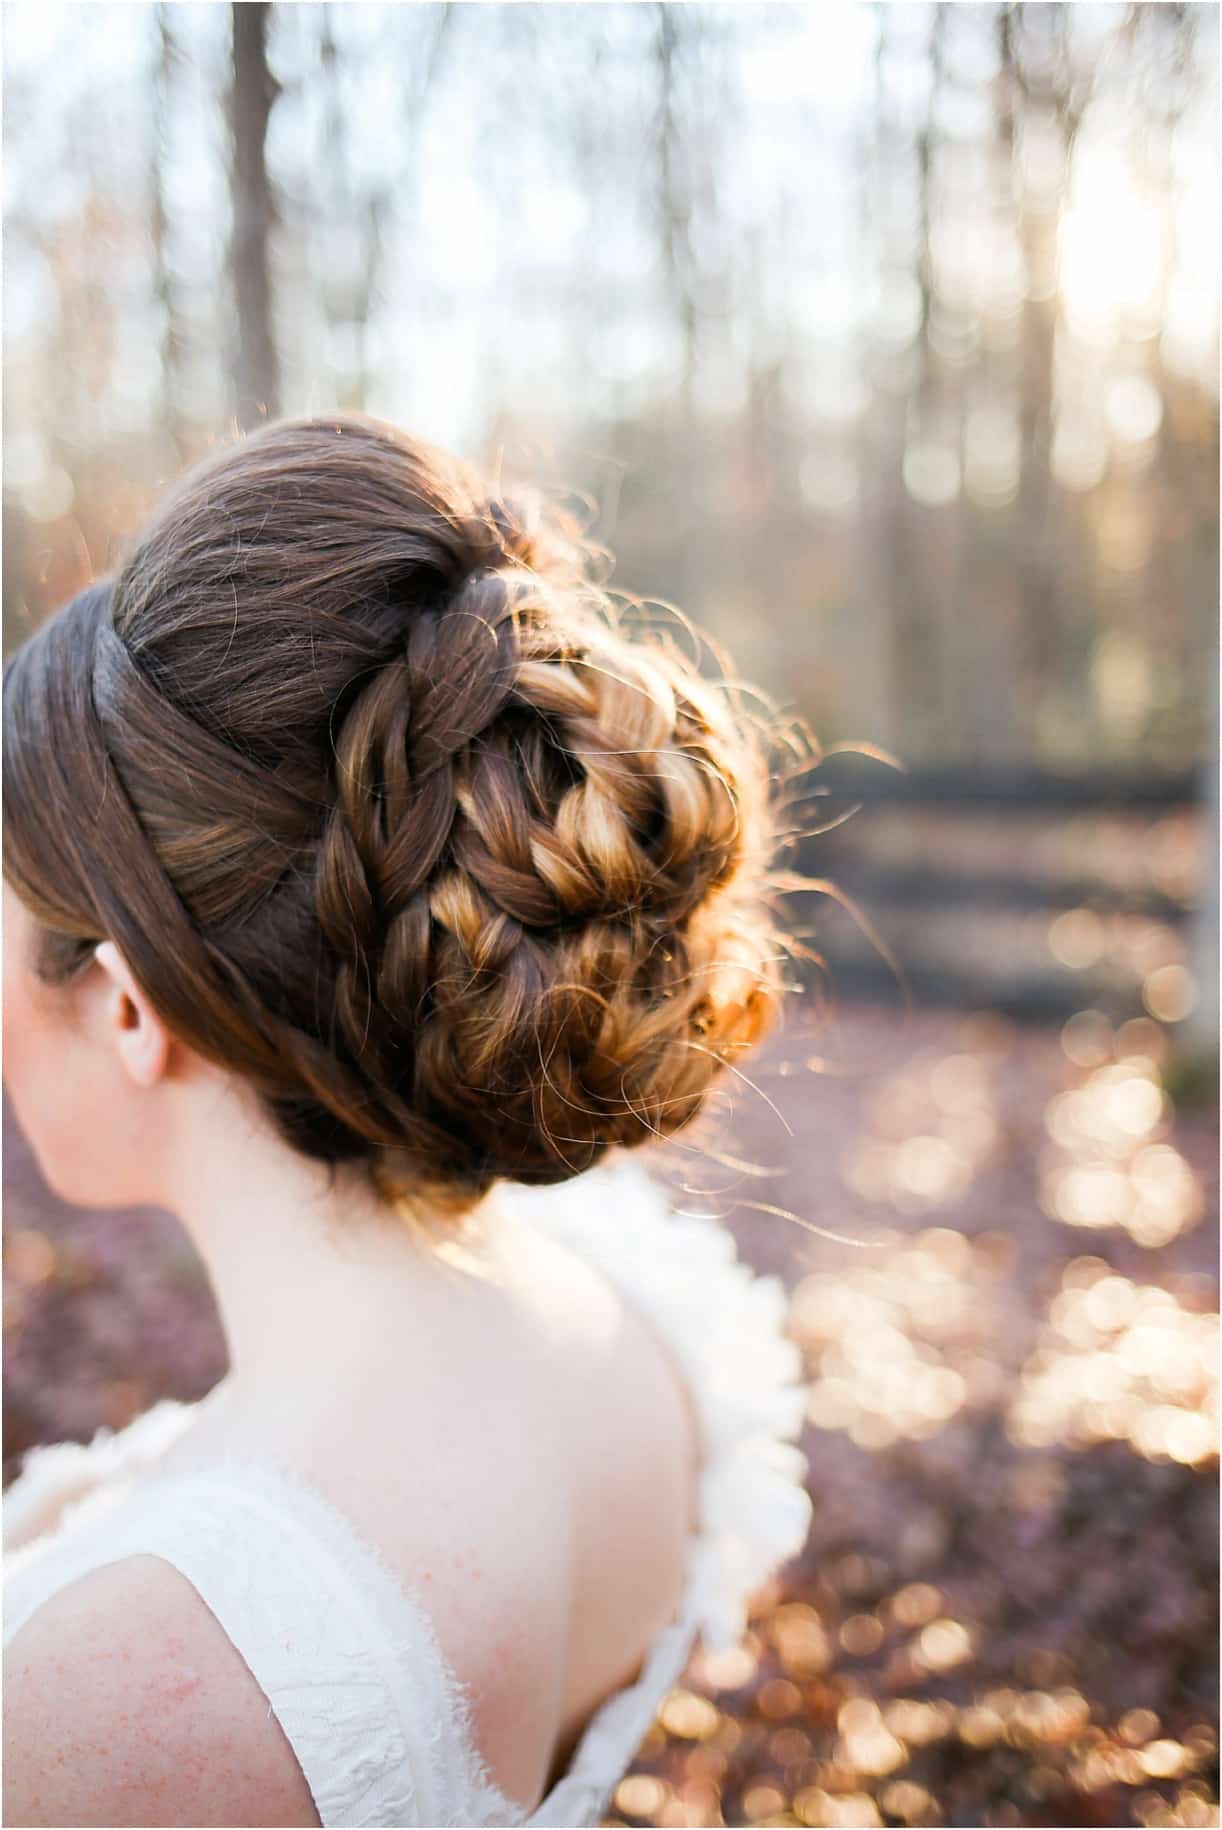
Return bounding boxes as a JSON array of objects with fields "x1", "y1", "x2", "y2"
[
  {"x1": 499, "y1": 1152, "x2": 814, "y2": 1656},
  {"x1": 2, "y1": 1395, "x2": 201, "y2": 1556}
]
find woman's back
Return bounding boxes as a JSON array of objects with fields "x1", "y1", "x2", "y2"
[
  {"x1": 4, "y1": 1161, "x2": 812, "y2": 1828},
  {"x1": 135, "y1": 1196, "x2": 701, "y2": 1815}
]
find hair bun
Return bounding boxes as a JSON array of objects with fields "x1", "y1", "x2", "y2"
[{"x1": 3, "y1": 414, "x2": 789, "y2": 1221}]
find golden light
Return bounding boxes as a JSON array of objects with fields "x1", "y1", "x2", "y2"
[
  {"x1": 697, "y1": 1643, "x2": 758, "y2": 1691},
  {"x1": 1039, "y1": 1052, "x2": 1200, "y2": 1245},
  {"x1": 615, "y1": 1775, "x2": 670, "y2": 1818},
  {"x1": 1048, "y1": 907, "x2": 1107, "y2": 969},
  {"x1": 914, "y1": 1618, "x2": 973, "y2": 1673},
  {"x1": 1128, "y1": 1141, "x2": 1205, "y2": 1247},
  {"x1": 1120, "y1": 1709, "x2": 1163, "y2": 1746},
  {"x1": 793, "y1": 1211, "x2": 1015, "y2": 1449},
  {"x1": 1043, "y1": 1162, "x2": 1132, "y2": 1229},
  {"x1": 1060, "y1": 1008, "x2": 1114, "y2": 1067},
  {"x1": 1008, "y1": 1264, "x2": 1219, "y2": 1464},
  {"x1": 659, "y1": 1689, "x2": 722, "y2": 1741},
  {"x1": 1043, "y1": 1058, "x2": 1168, "y2": 1153},
  {"x1": 882, "y1": 1697, "x2": 955, "y2": 1745},
  {"x1": 958, "y1": 1704, "x2": 1005, "y2": 1747},
  {"x1": 741, "y1": 1782, "x2": 786, "y2": 1822},
  {"x1": 891, "y1": 1134, "x2": 965, "y2": 1206},
  {"x1": 797, "y1": 1790, "x2": 888, "y2": 1829},
  {"x1": 1143, "y1": 963, "x2": 1197, "y2": 1022},
  {"x1": 1140, "y1": 1740, "x2": 1191, "y2": 1780},
  {"x1": 839, "y1": 1696, "x2": 885, "y2": 1737},
  {"x1": 877, "y1": 1780, "x2": 938, "y2": 1825},
  {"x1": 839, "y1": 1720, "x2": 907, "y2": 1778},
  {"x1": 1015, "y1": 1688, "x2": 1091, "y2": 1744},
  {"x1": 888, "y1": 1583, "x2": 943, "y2": 1629},
  {"x1": 1075, "y1": 1744, "x2": 1147, "y2": 1789},
  {"x1": 841, "y1": 1046, "x2": 1002, "y2": 1215},
  {"x1": 1106, "y1": 1074, "x2": 1165, "y2": 1137}
]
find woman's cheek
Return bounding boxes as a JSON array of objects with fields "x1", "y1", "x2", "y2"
[
  {"x1": 3, "y1": 999, "x2": 126, "y2": 1209},
  {"x1": 1, "y1": 965, "x2": 52, "y2": 1180}
]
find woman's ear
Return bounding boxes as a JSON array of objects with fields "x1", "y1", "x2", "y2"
[{"x1": 91, "y1": 941, "x2": 171, "y2": 1089}]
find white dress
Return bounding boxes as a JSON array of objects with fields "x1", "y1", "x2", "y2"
[{"x1": 2, "y1": 1157, "x2": 813, "y2": 1829}]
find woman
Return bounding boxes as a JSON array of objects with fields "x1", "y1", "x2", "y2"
[{"x1": 2, "y1": 414, "x2": 813, "y2": 1828}]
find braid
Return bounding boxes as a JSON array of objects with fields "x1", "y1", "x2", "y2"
[{"x1": 3, "y1": 413, "x2": 787, "y2": 1219}]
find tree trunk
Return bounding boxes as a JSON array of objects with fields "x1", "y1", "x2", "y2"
[
  {"x1": 1184, "y1": 658, "x2": 1219, "y2": 1060},
  {"x1": 152, "y1": 5, "x2": 187, "y2": 462},
  {"x1": 229, "y1": 2, "x2": 281, "y2": 430}
]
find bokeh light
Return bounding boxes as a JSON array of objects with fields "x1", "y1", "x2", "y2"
[
  {"x1": 1040, "y1": 1055, "x2": 1204, "y2": 1245},
  {"x1": 791, "y1": 1223, "x2": 1016, "y2": 1449},
  {"x1": 1008, "y1": 1261, "x2": 1218, "y2": 1465}
]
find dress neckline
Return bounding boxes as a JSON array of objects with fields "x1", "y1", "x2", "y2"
[{"x1": 133, "y1": 1444, "x2": 709, "y2": 1825}]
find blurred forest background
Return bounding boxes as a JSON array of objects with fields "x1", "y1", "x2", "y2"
[{"x1": 2, "y1": 5, "x2": 1218, "y2": 1829}]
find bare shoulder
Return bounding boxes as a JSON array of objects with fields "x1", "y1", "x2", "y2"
[
  {"x1": 2, "y1": 1553, "x2": 320, "y2": 1829},
  {"x1": 510, "y1": 1221, "x2": 700, "y2": 1747}
]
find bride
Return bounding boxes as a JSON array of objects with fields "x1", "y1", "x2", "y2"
[{"x1": 1, "y1": 413, "x2": 813, "y2": 1828}]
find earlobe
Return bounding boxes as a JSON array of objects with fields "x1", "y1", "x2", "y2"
[
  {"x1": 93, "y1": 941, "x2": 170, "y2": 1089},
  {"x1": 117, "y1": 992, "x2": 170, "y2": 1090}
]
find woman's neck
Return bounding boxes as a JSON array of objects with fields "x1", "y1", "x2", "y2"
[{"x1": 159, "y1": 1077, "x2": 510, "y2": 1409}]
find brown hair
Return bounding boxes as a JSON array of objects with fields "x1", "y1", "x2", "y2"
[{"x1": 3, "y1": 414, "x2": 791, "y2": 1221}]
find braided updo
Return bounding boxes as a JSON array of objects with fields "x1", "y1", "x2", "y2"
[{"x1": 3, "y1": 415, "x2": 788, "y2": 1220}]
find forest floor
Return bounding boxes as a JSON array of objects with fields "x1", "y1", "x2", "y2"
[{"x1": 3, "y1": 999, "x2": 1218, "y2": 1830}]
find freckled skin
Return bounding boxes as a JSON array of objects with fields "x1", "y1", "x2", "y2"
[
  {"x1": 161, "y1": 1670, "x2": 203, "y2": 1708},
  {"x1": 3, "y1": 1557, "x2": 323, "y2": 1826}
]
